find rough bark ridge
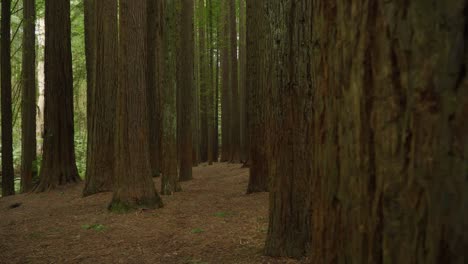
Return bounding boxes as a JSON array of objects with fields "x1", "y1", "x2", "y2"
[
  {"x1": 161, "y1": 0, "x2": 182, "y2": 195},
  {"x1": 110, "y1": 0, "x2": 163, "y2": 211},
  {"x1": 20, "y1": 0, "x2": 37, "y2": 193},
  {"x1": 228, "y1": 0, "x2": 241, "y2": 163},
  {"x1": 147, "y1": 0, "x2": 163, "y2": 178},
  {"x1": 265, "y1": 0, "x2": 468, "y2": 262},
  {"x1": 246, "y1": 0, "x2": 269, "y2": 194},
  {"x1": 84, "y1": 0, "x2": 117, "y2": 196},
  {"x1": 177, "y1": 0, "x2": 194, "y2": 181},
  {"x1": 36, "y1": 0, "x2": 80, "y2": 192},
  {"x1": 1, "y1": 0, "x2": 15, "y2": 196}
]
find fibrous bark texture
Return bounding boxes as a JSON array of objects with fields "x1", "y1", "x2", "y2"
[
  {"x1": 265, "y1": 0, "x2": 468, "y2": 262},
  {"x1": 110, "y1": 0, "x2": 163, "y2": 211},
  {"x1": 36, "y1": 0, "x2": 80, "y2": 192},
  {"x1": 84, "y1": 0, "x2": 117, "y2": 196}
]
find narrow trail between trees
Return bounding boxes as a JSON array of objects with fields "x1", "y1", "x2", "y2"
[{"x1": 0, "y1": 163, "x2": 298, "y2": 264}]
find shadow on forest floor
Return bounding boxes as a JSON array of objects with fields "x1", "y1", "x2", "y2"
[{"x1": 0, "y1": 163, "x2": 301, "y2": 264}]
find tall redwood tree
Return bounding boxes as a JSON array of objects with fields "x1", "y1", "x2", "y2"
[{"x1": 36, "y1": 0, "x2": 80, "y2": 192}]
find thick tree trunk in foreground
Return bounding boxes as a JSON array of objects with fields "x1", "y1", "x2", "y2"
[
  {"x1": 84, "y1": 0, "x2": 117, "y2": 196},
  {"x1": 220, "y1": 2, "x2": 231, "y2": 162},
  {"x1": 147, "y1": 0, "x2": 163, "y2": 178},
  {"x1": 21, "y1": 0, "x2": 37, "y2": 193},
  {"x1": 36, "y1": 0, "x2": 80, "y2": 192},
  {"x1": 161, "y1": 0, "x2": 181, "y2": 195},
  {"x1": 1, "y1": 0, "x2": 15, "y2": 196},
  {"x1": 265, "y1": 0, "x2": 468, "y2": 262},
  {"x1": 246, "y1": 0, "x2": 269, "y2": 194},
  {"x1": 110, "y1": 0, "x2": 163, "y2": 211},
  {"x1": 228, "y1": 0, "x2": 240, "y2": 163},
  {"x1": 177, "y1": 0, "x2": 194, "y2": 181}
]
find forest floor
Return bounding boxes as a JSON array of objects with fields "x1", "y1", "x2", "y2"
[{"x1": 0, "y1": 163, "x2": 301, "y2": 264}]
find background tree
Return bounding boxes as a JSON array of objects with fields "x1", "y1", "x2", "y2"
[
  {"x1": 161, "y1": 0, "x2": 182, "y2": 195},
  {"x1": 147, "y1": 0, "x2": 163, "y2": 178},
  {"x1": 83, "y1": 0, "x2": 117, "y2": 196},
  {"x1": 36, "y1": 0, "x2": 80, "y2": 192},
  {"x1": 265, "y1": 0, "x2": 468, "y2": 261},
  {"x1": 177, "y1": 0, "x2": 194, "y2": 182},
  {"x1": 109, "y1": 0, "x2": 163, "y2": 211},
  {"x1": 238, "y1": 0, "x2": 248, "y2": 164},
  {"x1": 246, "y1": 0, "x2": 269, "y2": 194},
  {"x1": 1, "y1": 0, "x2": 15, "y2": 196},
  {"x1": 20, "y1": 0, "x2": 37, "y2": 193},
  {"x1": 198, "y1": 0, "x2": 208, "y2": 163},
  {"x1": 206, "y1": 0, "x2": 215, "y2": 165},
  {"x1": 219, "y1": 0, "x2": 230, "y2": 162},
  {"x1": 228, "y1": 0, "x2": 240, "y2": 163}
]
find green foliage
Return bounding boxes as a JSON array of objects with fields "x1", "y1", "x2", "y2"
[
  {"x1": 81, "y1": 224, "x2": 106, "y2": 232},
  {"x1": 214, "y1": 211, "x2": 228, "y2": 218},
  {"x1": 108, "y1": 201, "x2": 132, "y2": 214},
  {"x1": 191, "y1": 228, "x2": 205, "y2": 234}
]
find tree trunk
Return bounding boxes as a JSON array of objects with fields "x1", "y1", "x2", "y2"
[
  {"x1": 20, "y1": 0, "x2": 37, "y2": 193},
  {"x1": 84, "y1": 0, "x2": 95, "y2": 130},
  {"x1": 228, "y1": 0, "x2": 240, "y2": 163},
  {"x1": 214, "y1": 48, "x2": 220, "y2": 161},
  {"x1": 109, "y1": 0, "x2": 163, "y2": 211},
  {"x1": 245, "y1": 0, "x2": 269, "y2": 194},
  {"x1": 198, "y1": 0, "x2": 208, "y2": 163},
  {"x1": 265, "y1": 0, "x2": 468, "y2": 262},
  {"x1": 239, "y1": 0, "x2": 248, "y2": 163},
  {"x1": 1, "y1": 0, "x2": 15, "y2": 196},
  {"x1": 177, "y1": 0, "x2": 194, "y2": 182},
  {"x1": 206, "y1": 0, "x2": 215, "y2": 165},
  {"x1": 83, "y1": 0, "x2": 117, "y2": 196},
  {"x1": 161, "y1": 0, "x2": 182, "y2": 195},
  {"x1": 36, "y1": 0, "x2": 80, "y2": 192},
  {"x1": 220, "y1": 1, "x2": 231, "y2": 162},
  {"x1": 147, "y1": 0, "x2": 163, "y2": 178}
]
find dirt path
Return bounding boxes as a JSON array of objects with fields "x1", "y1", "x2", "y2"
[{"x1": 0, "y1": 163, "x2": 299, "y2": 264}]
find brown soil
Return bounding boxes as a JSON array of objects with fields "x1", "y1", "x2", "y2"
[{"x1": 0, "y1": 163, "x2": 300, "y2": 264}]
